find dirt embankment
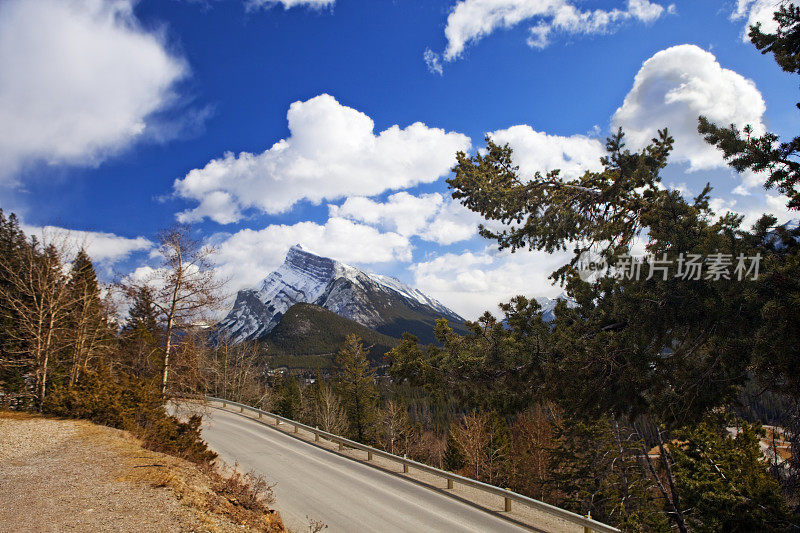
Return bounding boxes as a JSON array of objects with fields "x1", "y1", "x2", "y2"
[{"x1": 0, "y1": 412, "x2": 285, "y2": 533}]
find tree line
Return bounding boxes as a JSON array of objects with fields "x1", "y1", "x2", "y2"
[{"x1": 383, "y1": 5, "x2": 800, "y2": 531}]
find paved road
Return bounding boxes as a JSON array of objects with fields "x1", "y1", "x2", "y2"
[{"x1": 196, "y1": 406, "x2": 529, "y2": 533}]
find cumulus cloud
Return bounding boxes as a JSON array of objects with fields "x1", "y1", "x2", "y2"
[
  {"x1": 412, "y1": 246, "x2": 570, "y2": 319},
  {"x1": 0, "y1": 0, "x2": 187, "y2": 180},
  {"x1": 433, "y1": 0, "x2": 671, "y2": 66},
  {"x1": 210, "y1": 217, "x2": 412, "y2": 292},
  {"x1": 732, "y1": 0, "x2": 783, "y2": 41},
  {"x1": 21, "y1": 224, "x2": 154, "y2": 264},
  {"x1": 174, "y1": 94, "x2": 471, "y2": 223},
  {"x1": 247, "y1": 0, "x2": 334, "y2": 9},
  {"x1": 612, "y1": 45, "x2": 766, "y2": 171},
  {"x1": 488, "y1": 125, "x2": 605, "y2": 178},
  {"x1": 329, "y1": 192, "x2": 483, "y2": 245}
]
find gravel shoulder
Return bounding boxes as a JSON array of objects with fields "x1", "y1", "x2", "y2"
[{"x1": 0, "y1": 412, "x2": 285, "y2": 533}]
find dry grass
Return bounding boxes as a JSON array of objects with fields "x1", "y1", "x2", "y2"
[
  {"x1": 1, "y1": 414, "x2": 285, "y2": 533},
  {"x1": 0, "y1": 409, "x2": 40, "y2": 420},
  {"x1": 93, "y1": 424, "x2": 285, "y2": 533}
]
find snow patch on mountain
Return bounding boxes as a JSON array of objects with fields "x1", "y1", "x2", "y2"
[{"x1": 216, "y1": 245, "x2": 464, "y2": 344}]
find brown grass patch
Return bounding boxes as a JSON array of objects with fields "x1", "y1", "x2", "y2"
[
  {"x1": 77, "y1": 421, "x2": 285, "y2": 532},
  {"x1": 0, "y1": 409, "x2": 40, "y2": 420}
]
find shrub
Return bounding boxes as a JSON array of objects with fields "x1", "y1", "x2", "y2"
[{"x1": 43, "y1": 366, "x2": 216, "y2": 464}]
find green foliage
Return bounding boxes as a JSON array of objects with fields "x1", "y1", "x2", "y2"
[
  {"x1": 442, "y1": 428, "x2": 464, "y2": 472},
  {"x1": 388, "y1": 297, "x2": 550, "y2": 415},
  {"x1": 119, "y1": 286, "x2": 163, "y2": 382},
  {"x1": 267, "y1": 353, "x2": 334, "y2": 370},
  {"x1": 334, "y1": 334, "x2": 379, "y2": 443},
  {"x1": 0, "y1": 211, "x2": 28, "y2": 404},
  {"x1": 550, "y1": 417, "x2": 669, "y2": 532},
  {"x1": 64, "y1": 249, "x2": 113, "y2": 385},
  {"x1": 449, "y1": 129, "x2": 674, "y2": 281},
  {"x1": 262, "y1": 303, "x2": 398, "y2": 363},
  {"x1": 43, "y1": 366, "x2": 216, "y2": 464},
  {"x1": 672, "y1": 417, "x2": 793, "y2": 532},
  {"x1": 274, "y1": 372, "x2": 301, "y2": 419},
  {"x1": 751, "y1": 3, "x2": 800, "y2": 76},
  {"x1": 699, "y1": 3, "x2": 800, "y2": 209}
]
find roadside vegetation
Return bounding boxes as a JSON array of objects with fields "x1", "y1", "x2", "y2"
[{"x1": 0, "y1": 222, "x2": 283, "y2": 531}]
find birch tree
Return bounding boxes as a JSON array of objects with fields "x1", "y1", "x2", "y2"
[
  {"x1": 0, "y1": 240, "x2": 72, "y2": 408},
  {"x1": 124, "y1": 226, "x2": 225, "y2": 396}
]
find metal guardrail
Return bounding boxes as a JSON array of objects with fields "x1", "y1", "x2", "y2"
[{"x1": 192, "y1": 395, "x2": 619, "y2": 533}]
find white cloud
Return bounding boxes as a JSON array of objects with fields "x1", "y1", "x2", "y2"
[
  {"x1": 211, "y1": 217, "x2": 412, "y2": 293},
  {"x1": 424, "y1": 48, "x2": 444, "y2": 75},
  {"x1": 0, "y1": 0, "x2": 187, "y2": 180},
  {"x1": 723, "y1": 193, "x2": 797, "y2": 229},
  {"x1": 732, "y1": 0, "x2": 783, "y2": 41},
  {"x1": 247, "y1": 0, "x2": 334, "y2": 9},
  {"x1": 411, "y1": 246, "x2": 570, "y2": 319},
  {"x1": 705, "y1": 190, "x2": 796, "y2": 230},
  {"x1": 21, "y1": 224, "x2": 154, "y2": 264},
  {"x1": 488, "y1": 125, "x2": 606, "y2": 178},
  {"x1": 612, "y1": 44, "x2": 766, "y2": 171},
  {"x1": 329, "y1": 192, "x2": 483, "y2": 245},
  {"x1": 436, "y1": 0, "x2": 670, "y2": 64},
  {"x1": 174, "y1": 94, "x2": 471, "y2": 223}
]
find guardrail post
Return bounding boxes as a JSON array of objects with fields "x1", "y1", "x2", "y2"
[
  {"x1": 338, "y1": 441, "x2": 344, "y2": 451},
  {"x1": 275, "y1": 417, "x2": 280, "y2": 425},
  {"x1": 403, "y1": 464, "x2": 409, "y2": 473},
  {"x1": 222, "y1": 402, "x2": 226, "y2": 408},
  {"x1": 367, "y1": 451, "x2": 372, "y2": 461},
  {"x1": 240, "y1": 406, "x2": 244, "y2": 413},
  {"x1": 504, "y1": 497, "x2": 511, "y2": 512},
  {"x1": 258, "y1": 412, "x2": 262, "y2": 419},
  {"x1": 315, "y1": 433, "x2": 320, "y2": 442},
  {"x1": 294, "y1": 424, "x2": 299, "y2": 433},
  {"x1": 584, "y1": 512, "x2": 593, "y2": 533},
  {"x1": 447, "y1": 479, "x2": 453, "y2": 489}
]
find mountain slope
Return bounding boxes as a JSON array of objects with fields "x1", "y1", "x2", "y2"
[
  {"x1": 216, "y1": 245, "x2": 466, "y2": 345},
  {"x1": 261, "y1": 303, "x2": 399, "y2": 363}
]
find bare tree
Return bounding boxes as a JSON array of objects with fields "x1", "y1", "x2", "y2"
[
  {"x1": 451, "y1": 412, "x2": 491, "y2": 481},
  {"x1": 123, "y1": 226, "x2": 226, "y2": 396},
  {"x1": 179, "y1": 337, "x2": 270, "y2": 407},
  {"x1": 314, "y1": 383, "x2": 349, "y2": 435},
  {"x1": 379, "y1": 400, "x2": 414, "y2": 455},
  {"x1": 0, "y1": 241, "x2": 72, "y2": 408},
  {"x1": 510, "y1": 404, "x2": 558, "y2": 500}
]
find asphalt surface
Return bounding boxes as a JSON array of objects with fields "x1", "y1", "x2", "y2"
[{"x1": 196, "y1": 406, "x2": 530, "y2": 533}]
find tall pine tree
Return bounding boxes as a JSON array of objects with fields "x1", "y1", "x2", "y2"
[{"x1": 334, "y1": 334, "x2": 378, "y2": 443}]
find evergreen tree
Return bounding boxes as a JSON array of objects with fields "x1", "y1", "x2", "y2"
[
  {"x1": 0, "y1": 210, "x2": 30, "y2": 404},
  {"x1": 671, "y1": 417, "x2": 793, "y2": 532},
  {"x1": 334, "y1": 334, "x2": 378, "y2": 443},
  {"x1": 65, "y1": 249, "x2": 110, "y2": 386},
  {"x1": 699, "y1": 3, "x2": 800, "y2": 209},
  {"x1": 442, "y1": 428, "x2": 464, "y2": 472},
  {"x1": 275, "y1": 372, "x2": 301, "y2": 420},
  {"x1": 550, "y1": 417, "x2": 669, "y2": 532},
  {"x1": 120, "y1": 286, "x2": 162, "y2": 381}
]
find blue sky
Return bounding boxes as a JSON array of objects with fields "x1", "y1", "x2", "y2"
[{"x1": 0, "y1": 0, "x2": 797, "y2": 319}]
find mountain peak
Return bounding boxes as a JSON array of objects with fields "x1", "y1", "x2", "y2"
[{"x1": 216, "y1": 247, "x2": 465, "y2": 345}]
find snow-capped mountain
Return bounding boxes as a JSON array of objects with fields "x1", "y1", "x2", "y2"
[{"x1": 216, "y1": 245, "x2": 465, "y2": 344}]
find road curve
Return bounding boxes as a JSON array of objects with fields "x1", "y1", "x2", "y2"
[{"x1": 194, "y1": 406, "x2": 529, "y2": 533}]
